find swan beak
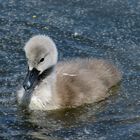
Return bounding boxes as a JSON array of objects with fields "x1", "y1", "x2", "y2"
[{"x1": 23, "y1": 68, "x2": 40, "y2": 91}]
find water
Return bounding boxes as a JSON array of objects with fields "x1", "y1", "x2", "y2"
[{"x1": 0, "y1": 0, "x2": 140, "y2": 139}]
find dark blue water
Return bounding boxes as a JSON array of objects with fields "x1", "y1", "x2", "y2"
[{"x1": 0, "y1": 0, "x2": 140, "y2": 139}]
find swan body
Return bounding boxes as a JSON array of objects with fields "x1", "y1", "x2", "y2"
[{"x1": 17, "y1": 35, "x2": 121, "y2": 110}]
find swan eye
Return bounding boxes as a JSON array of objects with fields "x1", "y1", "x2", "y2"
[{"x1": 40, "y1": 58, "x2": 44, "y2": 63}]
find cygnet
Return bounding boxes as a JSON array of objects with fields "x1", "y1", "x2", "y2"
[{"x1": 17, "y1": 35, "x2": 121, "y2": 110}]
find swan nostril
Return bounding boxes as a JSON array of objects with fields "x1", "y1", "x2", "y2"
[{"x1": 30, "y1": 72, "x2": 33, "y2": 77}]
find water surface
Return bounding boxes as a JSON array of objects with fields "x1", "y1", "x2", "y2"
[{"x1": 0, "y1": 0, "x2": 140, "y2": 139}]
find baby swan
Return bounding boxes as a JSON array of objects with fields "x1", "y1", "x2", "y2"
[{"x1": 17, "y1": 35, "x2": 121, "y2": 110}]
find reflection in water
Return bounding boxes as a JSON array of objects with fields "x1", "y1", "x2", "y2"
[
  {"x1": 16, "y1": 85, "x2": 120, "y2": 139},
  {"x1": 18, "y1": 102, "x2": 105, "y2": 139}
]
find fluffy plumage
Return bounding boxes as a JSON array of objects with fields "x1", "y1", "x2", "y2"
[{"x1": 17, "y1": 35, "x2": 121, "y2": 110}]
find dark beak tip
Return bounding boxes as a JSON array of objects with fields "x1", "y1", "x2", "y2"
[
  {"x1": 23, "y1": 68, "x2": 40, "y2": 91},
  {"x1": 23, "y1": 80, "x2": 31, "y2": 91},
  {"x1": 23, "y1": 84, "x2": 28, "y2": 91}
]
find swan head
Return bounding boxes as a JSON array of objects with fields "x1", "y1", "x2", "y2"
[{"x1": 23, "y1": 35, "x2": 58, "y2": 91}]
